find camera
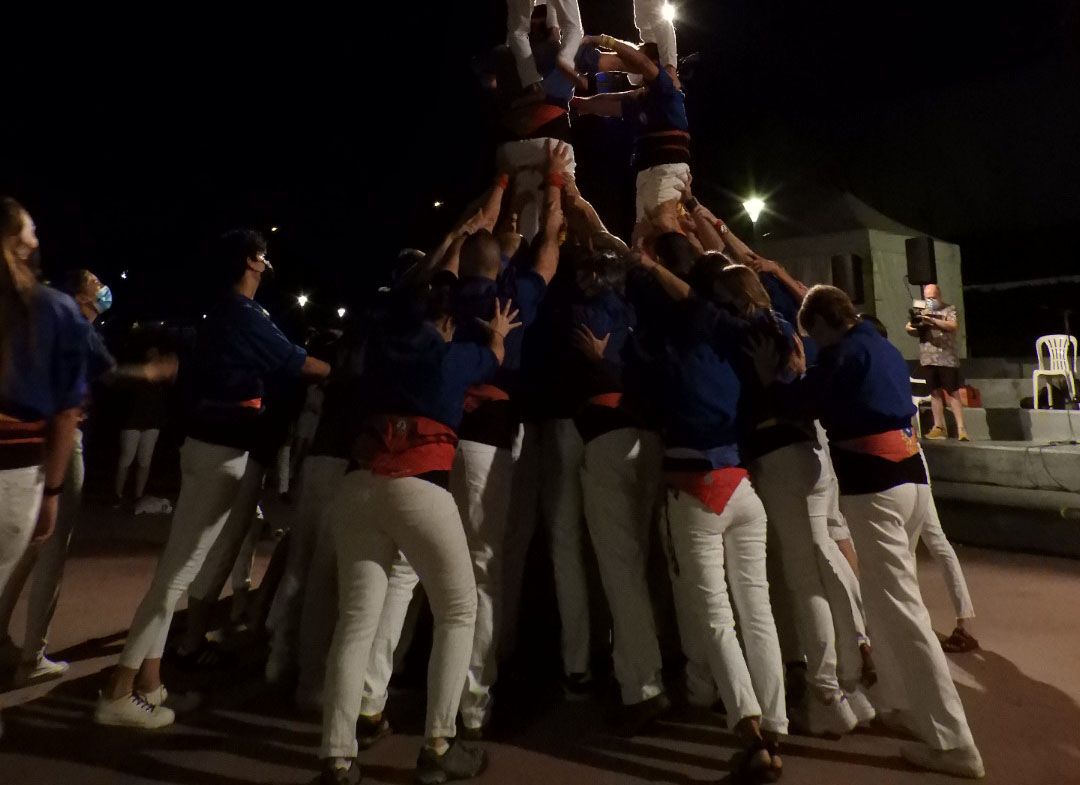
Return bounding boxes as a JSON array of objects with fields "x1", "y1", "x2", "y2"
[{"x1": 909, "y1": 299, "x2": 929, "y2": 328}]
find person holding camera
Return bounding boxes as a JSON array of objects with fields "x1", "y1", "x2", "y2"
[{"x1": 906, "y1": 284, "x2": 968, "y2": 441}]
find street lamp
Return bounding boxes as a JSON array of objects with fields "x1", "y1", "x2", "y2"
[
  {"x1": 662, "y1": 2, "x2": 676, "y2": 23},
  {"x1": 742, "y1": 197, "x2": 766, "y2": 241},
  {"x1": 270, "y1": 226, "x2": 279, "y2": 233},
  {"x1": 337, "y1": 307, "x2": 347, "y2": 319},
  {"x1": 297, "y1": 294, "x2": 309, "y2": 308},
  {"x1": 120, "y1": 270, "x2": 128, "y2": 280},
  {"x1": 433, "y1": 201, "x2": 443, "y2": 209}
]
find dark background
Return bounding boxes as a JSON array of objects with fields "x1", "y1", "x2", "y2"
[{"x1": 2, "y1": 1, "x2": 1078, "y2": 354}]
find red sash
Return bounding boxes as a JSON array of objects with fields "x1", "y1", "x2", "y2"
[
  {"x1": 463, "y1": 384, "x2": 510, "y2": 414},
  {"x1": 666, "y1": 467, "x2": 748, "y2": 516},
  {"x1": 0, "y1": 413, "x2": 47, "y2": 446},
  {"x1": 353, "y1": 415, "x2": 458, "y2": 477},
  {"x1": 587, "y1": 392, "x2": 623, "y2": 409},
  {"x1": 833, "y1": 429, "x2": 919, "y2": 463}
]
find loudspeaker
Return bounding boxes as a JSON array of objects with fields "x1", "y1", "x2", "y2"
[
  {"x1": 831, "y1": 253, "x2": 864, "y2": 303},
  {"x1": 905, "y1": 236, "x2": 937, "y2": 285}
]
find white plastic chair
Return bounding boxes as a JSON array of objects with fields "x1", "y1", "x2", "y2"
[
  {"x1": 910, "y1": 376, "x2": 933, "y2": 436},
  {"x1": 1032, "y1": 334, "x2": 1078, "y2": 409}
]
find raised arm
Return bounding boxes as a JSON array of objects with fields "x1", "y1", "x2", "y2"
[
  {"x1": 533, "y1": 140, "x2": 570, "y2": 284},
  {"x1": 562, "y1": 174, "x2": 610, "y2": 238},
  {"x1": 635, "y1": 242, "x2": 690, "y2": 301},
  {"x1": 571, "y1": 91, "x2": 633, "y2": 118},
  {"x1": 586, "y1": 34, "x2": 661, "y2": 82},
  {"x1": 750, "y1": 255, "x2": 810, "y2": 302}
]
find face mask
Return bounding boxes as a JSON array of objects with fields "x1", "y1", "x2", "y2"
[
  {"x1": 925, "y1": 298, "x2": 940, "y2": 311},
  {"x1": 94, "y1": 285, "x2": 113, "y2": 314}
]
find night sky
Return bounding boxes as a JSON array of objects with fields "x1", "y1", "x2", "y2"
[{"x1": 2, "y1": 1, "x2": 1077, "y2": 351}]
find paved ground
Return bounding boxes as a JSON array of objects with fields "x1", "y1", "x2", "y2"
[{"x1": 0, "y1": 509, "x2": 1078, "y2": 785}]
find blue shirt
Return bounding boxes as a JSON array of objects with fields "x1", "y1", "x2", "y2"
[
  {"x1": 759, "y1": 273, "x2": 819, "y2": 364},
  {"x1": 86, "y1": 325, "x2": 117, "y2": 383},
  {"x1": 454, "y1": 268, "x2": 546, "y2": 390},
  {"x1": 773, "y1": 320, "x2": 916, "y2": 442},
  {"x1": 363, "y1": 323, "x2": 498, "y2": 432},
  {"x1": 185, "y1": 292, "x2": 307, "y2": 448},
  {"x1": 0, "y1": 285, "x2": 88, "y2": 422},
  {"x1": 621, "y1": 67, "x2": 689, "y2": 136},
  {"x1": 539, "y1": 43, "x2": 601, "y2": 106},
  {"x1": 658, "y1": 299, "x2": 744, "y2": 456}
]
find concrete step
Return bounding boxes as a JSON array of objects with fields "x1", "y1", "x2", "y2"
[
  {"x1": 922, "y1": 439, "x2": 1080, "y2": 493},
  {"x1": 918, "y1": 406, "x2": 1080, "y2": 442},
  {"x1": 966, "y1": 378, "x2": 1029, "y2": 408}
]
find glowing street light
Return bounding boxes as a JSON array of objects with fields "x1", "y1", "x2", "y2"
[
  {"x1": 337, "y1": 307, "x2": 347, "y2": 319},
  {"x1": 661, "y1": 2, "x2": 676, "y2": 23},
  {"x1": 297, "y1": 294, "x2": 309, "y2": 308},
  {"x1": 742, "y1": 197, "x2": 766, "y2": 225},
  {"x1": 270, "y1": 226, "x2": 279, "y2": 233},
  {"x1": 433, "y1": 201, "x2": 443, "y2": 209},
  {"x1": 202, "y1": 313, "x2": 207, "y2": 319},
  {"x1": 120, "y1": 270, "x2": 128, "y2": 280}
]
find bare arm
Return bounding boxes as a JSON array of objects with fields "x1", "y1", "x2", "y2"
[
  {"x1": 33, "y1": 407, "x2": 82, "y2": 542},
  {"x1": 571, "y1": 91, "x2": 630, "y2": 118},
  {"x1": 636, "y1": 246, "x2": 691, "y2": 301},
  {"x1": 563, "y1": 175, "x2": 609, "y2": 238},
  {"x1": 751, "y1": 256, "x2": 810, "y2": 301},
  {"x1": 534, "y1": 141, "x2": 570, "y2": 284},
  {"x1": 597, "y1": 52, "x2": 629, "y2": 73},
  {"x1": 301, "y1": 356, "x2": 332, "y2": 380},
  {"x1": 587, "y1": 35, "x2": 660, "y2": 81}
]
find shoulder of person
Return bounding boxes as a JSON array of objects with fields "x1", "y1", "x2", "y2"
[{"x1": 38, "y1": 285, "x2": 90, "y2": 337}]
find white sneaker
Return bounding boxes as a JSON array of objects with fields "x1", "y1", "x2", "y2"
[
  {"x1": 797, "y1": 691, "x2": 859, "y2": 737},
  {"x1": 94, "y1": 691, "x2": 175, "y2": 729},
  {"x1": 141, "y1": 685, "x2": 169, "y2": 707},
  {"x1": 845, "y1": 687, "x2": 876, "y2": 726},
  {"x1": 15, "y1": 656, "x2": 69, "y2": 685},
  {"x1": 901, "y1": 741, "x2": 985, "y2": 779}
]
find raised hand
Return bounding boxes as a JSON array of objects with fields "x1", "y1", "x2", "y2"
[
  {"x1": 484, "y1": 298, "x2": 523, "y2": 338},
  {"x1": 572, "y1": 324, "x2": 610, "y2": 361}
]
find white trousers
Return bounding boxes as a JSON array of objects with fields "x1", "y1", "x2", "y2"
[
  {"x1": 502, "y1": 419, "x2": 591, "y2": 675},
  {"x1": 581, "y1": 428, "x2": 664, "y2": 705},
  {"x1": 659, "y1": 500, "x2": 717, "y2": 707},
  {"x1": 322, "y1": 471, "x2": 476, "y2": 757},
  {"x1": 451, "y1": 438, "x2": 516, "y2": 728},
  {"x1": 665, "y1": 479, "x2": 788, "y2": 734},
  {"x1": 506, "y1": 0, "x2": 584, "y2": 86},
  {"x1": 495, "y1": 140, "x2": 577, "y2": 243},
  {"x1": 359, "y1": 552, "x2": 420, "y2": 716},
  {"x1": 119, "y1": 438, "x2": 250, "y2": 668},
  {"x1": 915, "y1": 455, "x2": 975, "y2": 622},
  {"x1": 633, "y1": 0, "x2": 678, "y2": 67},
  {"x1": 268, "y1": 455, "x2": 348, "y2": 669},
  {"x1": 635, "y1": 163, "x2": 691, "y2": 221},
  {"x1": 0, "y1": 467, "x2": 44, "y2": 597},
  {"x1": 811, "y1": 421, "x2": 869, "y2": 688},
  {"x1": 0, "y1": 430, "x2": 83, "y2": 663},
  {"x1": 116, "y1": 428, "x2": 160, "y2": 499},
  {"x1": 187, "y1": 456, "x2": 265, "y2": 604},
  {"x1": 841, "y1": 483, "x2": 975, "y2": 750},
  {"x1": 750, "y1": 442, "x2": 843, "y2": 698}
]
